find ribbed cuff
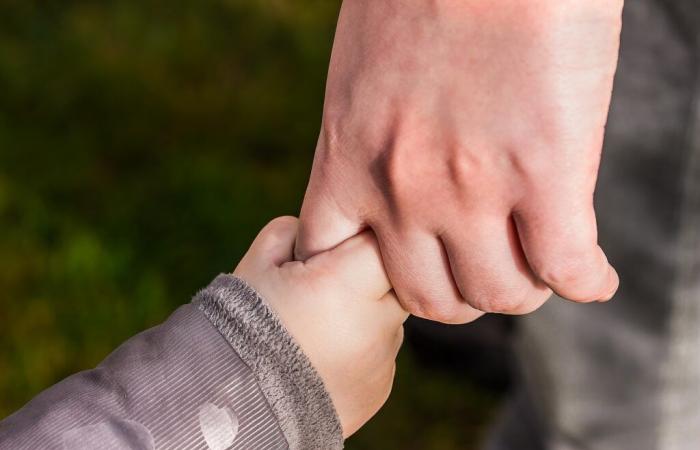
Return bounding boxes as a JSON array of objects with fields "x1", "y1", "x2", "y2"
[{"x1": 193, "y1": 274, "x2": 344, "y2": 450}]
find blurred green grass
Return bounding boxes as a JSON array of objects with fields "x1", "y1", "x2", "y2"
[{"x1": 0, "y1": 1, "x2": 497, "y2": 448}]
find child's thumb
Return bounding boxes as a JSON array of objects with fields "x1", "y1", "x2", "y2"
[{"x1": 239, "y1": 216, "x2": 298, "y2": 270}]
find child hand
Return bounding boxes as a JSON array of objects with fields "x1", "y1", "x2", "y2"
[{"x1": 234, "y1": 217, "x2": 408, "y2": 438}]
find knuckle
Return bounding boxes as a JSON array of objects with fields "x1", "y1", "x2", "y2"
[
  {"x1": 445, "y1": 148, "x2": 486, "y2": 190},
  {"x1": 536, "y1": 261, "x2": 581, "y2": 287},
  {"x1": 463, "y1": 277, "x2": 553, "y2": 315},
  {"x1": 379, "y1": 143, "x2": 435, "y2": 205},
  {"x1": 538, "y1": 265, "x2": 577, "y2": 287},
  {"x1": 406, "y1": 297, "x2": 464, "y2": 324},
  {"x1": 468, "y1": 290, "x2": 528, "y2": 314},
  {"x1": 534, "y1": 260, "x2": 599, "y2": 302},
  {"x1": 382, "y1": 151, "x2": 414, "y2": 195}
]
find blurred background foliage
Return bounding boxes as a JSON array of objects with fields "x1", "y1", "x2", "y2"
[{"x1": 0, "y1": 1, "x2": 501, "y2": 448}]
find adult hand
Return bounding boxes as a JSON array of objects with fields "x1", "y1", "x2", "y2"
[{"x1": 297, "y1": 0, "x2": 623, "y2": 323}]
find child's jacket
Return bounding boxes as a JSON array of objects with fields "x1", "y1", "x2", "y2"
[{"x1": 0, "y1": 275, "x2": 344, "y2": 450}]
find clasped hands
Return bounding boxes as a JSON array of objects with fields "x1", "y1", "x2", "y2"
[{"x1": 237, "y1": 0, "x2": 624, "y2": 439}]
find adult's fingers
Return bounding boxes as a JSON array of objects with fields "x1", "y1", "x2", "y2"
[
  {"x1": 373, "y1": 226, "x2": 483, "y2": 324},
  {"x1": 441, "y1": 214, "x2": 552, "y2": 315},
  {"x1": 513, "y1": 188, "x2": 619, "y2": 303}
]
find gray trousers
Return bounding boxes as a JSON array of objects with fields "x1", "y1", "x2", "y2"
[{"x1": 488, "y1": 1, "x2": 700, "y2": 449}]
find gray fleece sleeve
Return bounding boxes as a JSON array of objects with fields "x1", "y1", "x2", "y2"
[{"x1": 0, "y1": 274, "x2": 343, "y2": 450}]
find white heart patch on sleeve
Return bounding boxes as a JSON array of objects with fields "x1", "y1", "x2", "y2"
[{"x1": 198, "y1": 402, "x2": 240, "y2": 450}]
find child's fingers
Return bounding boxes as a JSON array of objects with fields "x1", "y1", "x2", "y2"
[
  {"x1": 238, "y1": 217, "x2": 298, "y2": 271},
  {"x1": 304, "y1": 230, "x2": 392, "y2": 301}
]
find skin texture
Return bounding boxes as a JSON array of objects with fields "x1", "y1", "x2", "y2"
[
  {"x1": 234, "y1": 217, "x2": 408, "y2": 438},
  {"x1": 297, "y1": 0, "x2": 624, "y2": 323}
]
